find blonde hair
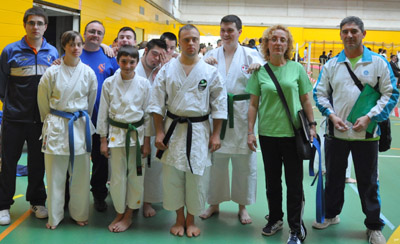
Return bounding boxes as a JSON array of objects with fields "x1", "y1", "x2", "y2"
[{"x1": 261, "y1": 25, "x2": 294, "y2": 61}]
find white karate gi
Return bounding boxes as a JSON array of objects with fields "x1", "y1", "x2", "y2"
[
  {"x1": 148, "y1": 58, "x2": 227, "y2": 215},
  {"x1": 204, "y1": 46, "x2": 263, "y2": 205},
  {"x1": 135, "y1": 60, "x2": 163, "y2": 203},
  {"x1": 37, "y1": 59, "x2": 97, "y2": 226},
  {"x1": 97, "y1": 72, "x2": 151, "y2": 213}
]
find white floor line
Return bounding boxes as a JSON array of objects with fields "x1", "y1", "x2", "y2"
[
  {"x1": 349, "y1": 183, "x2": 395, "y2": 230},
  {"x1": 378, "y1": 155, "x2": 400, "y2": 158}
]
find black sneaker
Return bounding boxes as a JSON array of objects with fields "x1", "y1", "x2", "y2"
[
  {"x1": 94, "y1": 198, "x2": 107, "y2": 212},
  {"x1": 287, "y1": 231, "x2": 301, "y2": 244},
  {"x1": 262, "y1": 220, "x2": 284, "y2": 236}
]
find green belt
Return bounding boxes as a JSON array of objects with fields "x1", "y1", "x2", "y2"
[
  {"x1": 220, "y1": 93, "x2": 250, "y2": 140},
  {"x1": 108, "y1": 117, "x2": 144, "y2": 176}
]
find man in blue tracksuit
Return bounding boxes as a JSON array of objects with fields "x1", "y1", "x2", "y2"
[
  {"x1": 0, "y1": 7, "x2": 58, "y2": 225},
  {"x1": 313, "y1": 16, "x2": 398, "y2": 244}
]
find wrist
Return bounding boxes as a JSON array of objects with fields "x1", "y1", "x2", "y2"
[
  {"x1": 248, "y1": 132, "x2": 254, "y2": 135},
  {"x1": 308, "y1": 121, "x2": 317, "y2": 126}
]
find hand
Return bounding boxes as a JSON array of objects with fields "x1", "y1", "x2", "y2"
[
  {"x1": 208, "y1": 134, "x2": 221, "y2": 152},
  {"x1": 52, "y1": 58, "x2": 61, "y2": 66},
  {"x1": 247, "y1": 63, "x2": 261, "y2": 74},
  {"x1": 247, "y1": 134, "x2": 257, "y2": 152},
  {"x1": 329, "y1": 114, "x2": 349, "y2": 132},
  {"x1": 100, "y1": 138, "x2": 109, "y2": 158},
  {"x1": 353, "y1": 115, "x2": 371, "y2": 132},
  {"x1": 141, "y1": 136, "x2": 151, "y2": 158},
  {"x1": 204, "y1": 57, "x2": 218, "y2": 65},
  {"x1": 309, "y1": 126, "x2": 317, "y2": 142},
  {"x1": 155, "y1": 132, "x2": 168, "y2": 150},
  {"x1": 160, "y1": 50, "x2": 171, "y2": 66},
  {"x1": 100, "y1": 43, "x2": 116, "y2": 58}
]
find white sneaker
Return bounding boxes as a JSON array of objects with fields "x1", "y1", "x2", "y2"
[
  {"x1": 0, "y1": 209, "x2": 10, "y2": 225},
  {"x1": 367, "y1": 229, "x2": 386, "y2": 244},
  {"x1": 312, "y1": 215, "x2": 340, "y2": 229},
  {"x1": 30, "y1": 205, "x2": 48, "y2": 219}
]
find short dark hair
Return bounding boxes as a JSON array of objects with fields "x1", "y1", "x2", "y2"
[
  {"x1": 340, "y1": 16, "x2": 365, "y2": 33},
  {"x1": 84, "y1": 20, "x2": 105, "y2": 34},
  {"x1": 24, "y1": 7, "x2": 48, "y2": 24},
  {"x1": 160, "y1": 32, "x2": 177, "y2": 46},
  {"x1": 118, "y1": 26, "x2": 136, "y2": 41},
  {"x1": 178, "y1": 24, "x2": 200, "y2": 38},
  {"x1": 117, "y1": 45, "x2": 139, "y2": 62},
  {"x1": 200, "y1": 43, "x2": 206, "y2": 49},
  {"x1": 221, "y1": 15, "x2": 242, "y2": 31},
  {"x1": 61, "y1": 31, "x2": 83, "y2": 49},
  {"x1": 146, "y1": 39, "x2": 167, "y2": 52}
]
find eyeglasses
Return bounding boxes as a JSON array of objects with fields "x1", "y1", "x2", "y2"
[
  {"x1": 87, "y1": 29, "x2": 104, "y2": 36},
  {"x1": 26, "y1": 21, "x2": 45, "y2": 27}
]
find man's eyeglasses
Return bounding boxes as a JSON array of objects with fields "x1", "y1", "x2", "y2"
[
  {"x1": 87, "y1": 29, "x2": 104, "y2": 36},
  {"x1": 26, "y1": 21, "x2": 45, "y2": 27}
]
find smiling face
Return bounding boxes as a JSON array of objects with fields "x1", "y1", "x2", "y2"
[
  {"x1": 24, "y1": 15, "x2": 47, "y2": 42},
  {"x1": 118, "y1": 31, "x2": 136, "y2": 47},
  {"x1": 220, "y1": 22, "x2": 241, "y2": 47},
  {"x1": 64, "y1": 36, "x2": 83, "y2": 59},
  {"x1": 118, "y1": 55, "x2": 138, "y2": 80},
  {"x1": 340, "y1": 22, "x2": 366, "y2": 52},
  {"x1": 83, "y1": 22, "x2": 105, "y2": 49}
]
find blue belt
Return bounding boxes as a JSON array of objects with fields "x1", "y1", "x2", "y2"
[
  {"x1": 309, "y1": 137, "x2": 325, "y2": 224},
  {"x1": 50, "y1": 109, "x2": 92, "y2": 171}
]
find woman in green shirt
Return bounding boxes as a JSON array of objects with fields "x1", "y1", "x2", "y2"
[{"x1": 246, "y1": 25, "x2": 316, "y2": 244}]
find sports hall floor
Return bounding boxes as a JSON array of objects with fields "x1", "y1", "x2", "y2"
[{"x1": 1, "y1": 107, "x2": 399, "y2": 244}]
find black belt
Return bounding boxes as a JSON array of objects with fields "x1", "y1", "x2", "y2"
[{"x1": 156, "y1": 111, "x2": 209, "y2": 173}]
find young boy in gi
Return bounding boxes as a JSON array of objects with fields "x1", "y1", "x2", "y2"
[{"x1": 97, "y1": 45, "x2": 151, "y2": 233}]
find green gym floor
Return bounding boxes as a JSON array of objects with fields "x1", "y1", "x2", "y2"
[{"x1": 1, "y1": 108, "x2": 400, "y2": 244}]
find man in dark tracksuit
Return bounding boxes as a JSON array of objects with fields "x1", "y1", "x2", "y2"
[{"x1": 0, "y1": 7, "x2": 58, "y2": 225}]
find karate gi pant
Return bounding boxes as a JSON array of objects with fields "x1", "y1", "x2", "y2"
[
  {"x1": 0, "y1": 121, "x2": 46, "y2": 210},
  {"x1": 45, "y1": 153, "x2": 90, "y2": 226},
  {"x1": 208, "y1": 152, "x2": 257, "y2": 206},
  {"x1": 259, "y1": 136, "x2": 304, "y2": 233},
  {"x1": 90, "y1": 134, "x2": 109, "y2": 201},
  {"x1": 162, "y1": 164, "x2": 210, "y2": 216},
  {"x1": 324, "y1": 137, "x2": 384, "y2": 230},
  {"x1": 143, "y1": 137, "x2": 163, "y2": 203},
  {"x1": 109, "y1": 147, "x2": 144, "y2": 214}
]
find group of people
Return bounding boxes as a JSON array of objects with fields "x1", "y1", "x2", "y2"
[{"x1": 0, "y1": 7, "x2": 397, "y2": 244}]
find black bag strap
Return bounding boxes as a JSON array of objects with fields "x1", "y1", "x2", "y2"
[
  {"x1": 344, "y1": 62, "x2": 363, "y2": 91},
  {"x1": 263, "y1": 63, "x2": 296, "y2": 132},
  {"x1": 344, "y1": 62, "x2": 380, "y2": 91}
]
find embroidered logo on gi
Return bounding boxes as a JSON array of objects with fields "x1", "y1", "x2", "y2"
[
  {"x1": 363, "y1": 70, "x2": 369, "y2": 76},
  {"x1": 98, "y1": 63, "x2": 106, "y2": 74},
  {"x1": 241, "y1": 64, "x2": 249, "y2": 73},
  {"x1": 198, "y1": 79, "x2": 207, "y2": 91},
  {"x1": 110, "y1": 137, "x2": 115, "y2": 142}
]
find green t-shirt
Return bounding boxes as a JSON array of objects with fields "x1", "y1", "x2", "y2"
[
  {"x1": 245, "y1": 60, "x2": 312, "y2": 137},
  {"x1": 349, "y1": 55, "x2": 362, "y2": 69}
]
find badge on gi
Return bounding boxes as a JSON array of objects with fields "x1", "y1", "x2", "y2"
[{"x1": 198, "y1": 79, "x2": 207, "y2": 91}]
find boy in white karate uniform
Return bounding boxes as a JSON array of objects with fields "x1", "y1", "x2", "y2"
[
  {"x1": 148, "y1": 25, "x2": 227, "y2": 237},
  {"x1": 37, "y1": 31, "x2": 97, "y2": 229},
  {"x1": 97, "y1": 45, "x2": 151, "y2": 233}
]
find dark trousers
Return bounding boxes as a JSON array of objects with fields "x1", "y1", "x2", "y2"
[
  {"x1": 259, "y1": 135, "x2": 304, "y2": 232},
  {"x1": 0, "y1": 120, "x2": 46, "y2": 210},
  {"x1": 325, "y1": 136, "x2": 384, "y2": 230},
  {"x1": 90, "y1": 134, "x2": 108, "y2": 200}
]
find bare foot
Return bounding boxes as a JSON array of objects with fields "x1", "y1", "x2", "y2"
[
  {"x1": 345, "y1": 177, "x2": 357, "y2": 184},
  {"x1": 143, "y1": 202, "x2": 156, "y2": 218},
  {"x1": 76, "y1": 220, "x2": 88, "y2": 226},
  {"x1": 108, "y1": 213, "x2": 124, "y2": 232},
  {"x1": 170, "y1": 208, "x2": 185, "y2": 237},
  {"x1": 186, "y1": 214, "x2": 200, "y2": 237},
  {"x1": 113, "y1": 217, "x2": 132, "y2": 232},
  {"x1": 46, "y1": 223, "x2": 57, "y2": 230},
  {"x1": 199, "y1": 205, "x2": 219, "y2": 219},
  {"x1": 238, "y1": 205, "x2": 252, "y2": 225}
]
